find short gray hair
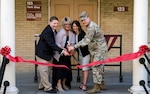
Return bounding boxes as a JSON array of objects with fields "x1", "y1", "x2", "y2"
[{"x1": 62, "y1": 17, "x2": 72, "y2": 26}]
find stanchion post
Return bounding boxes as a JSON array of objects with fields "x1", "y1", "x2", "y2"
[
  {"x1": 34, "y1": 38, "x2": 38, "y2": 83},
  {"x1": 0, "y1": 56, "x2": 9, "y2": 89},
  {"x1": 71, "y1": 55, "x2": 80, "y2": 82},
  {"x1": 119, "y1": 35, "x2": 123, "y2": 82},
  {"x1": 34, "y1": 34, "x2": 39, "y2": 83},
  {"x1": 77, "y1": 65, "x2": 80, "y2": 82}
]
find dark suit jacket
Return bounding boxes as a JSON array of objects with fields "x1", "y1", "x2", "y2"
[
  {"x1": 77, "y1": 30, "x2": 90, "y2": 57},
  {"x1": 35, "y1": 25, "x2": 63, "y2": 61}
]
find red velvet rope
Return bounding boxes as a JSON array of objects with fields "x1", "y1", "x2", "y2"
[
  {"x1": 0, "y1": 46, "x2": 69, "y2": 69},
  {"x1": 0, "y1": 45, "x2": 149, "y2": 69}
]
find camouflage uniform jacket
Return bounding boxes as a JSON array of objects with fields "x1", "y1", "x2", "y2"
[{"x1": 74, "y1": 21, "x2": 108, "y2": 55}]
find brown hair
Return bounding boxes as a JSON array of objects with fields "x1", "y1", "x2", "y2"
[
  {"x1": 71, "y1": 20, "x2": 84, "y2": 34},
  {"x1": 49, "y1": 16, "x2": 58, "y2": 22}
]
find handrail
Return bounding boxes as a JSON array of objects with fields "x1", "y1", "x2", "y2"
[
  {"x1": 139, "y1": 53, "x2": 150, "y2": 94},
  {"x1": 144, "y1": 54, "x2": 150, "y2": 64},
  {"x1": 139, "y1": 80, "x2": 149, "y2": 94},
  {"x1": 104, "y1": 34, "x2": 123, "y2": 82},
  {"x1": 0, "y1": 56, "x2": 9, "y2": 89},
  {"x1": 3, "y1": 81, "x2": 10, "y2": 94},
  {"x1": 139, "y1": 57, "x2": 150, "y2": 75},
  {"x1": 139, "y1": 54, "x2": 150, "y2": 75}
]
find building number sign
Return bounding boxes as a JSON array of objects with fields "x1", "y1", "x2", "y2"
[
  {"x1": 26, "y1": 1, "x2": 42, "y2": 21},
  {"x1": 114, "y1": 6, "x2": 128, "y2": 12}
]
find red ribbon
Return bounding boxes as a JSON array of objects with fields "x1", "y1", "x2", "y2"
[
  {"x1": 0, "y1": 46, "x2": 69, "y2": 69},
  {"x1": 77, "y1": 45, "x2": 150, "y2": 68},
  {"x1": 0, "y1": 45, "x2": 149, "y2": 69}
]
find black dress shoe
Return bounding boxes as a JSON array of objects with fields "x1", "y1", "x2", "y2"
[
  {"x1": 38, "y1": 87, "x2": 44, "y2": 90},
  {"x1": 45, "y1": 89, "x2": 57, "y2": 93}
]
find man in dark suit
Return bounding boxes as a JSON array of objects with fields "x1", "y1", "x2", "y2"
[{"x1": 36, "y1": 16, "x2": 69, "y2": 93}]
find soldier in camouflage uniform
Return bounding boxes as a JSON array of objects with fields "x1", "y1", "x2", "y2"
[{"x1": 68, "y1": 11, "x2": 108, "y2": 93}]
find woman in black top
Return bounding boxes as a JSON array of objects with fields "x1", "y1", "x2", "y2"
[{"x1": 71, "y1": 20, "x2": 90, "y2": 91}]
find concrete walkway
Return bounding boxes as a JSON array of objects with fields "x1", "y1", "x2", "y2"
[{"x1": 16, "y1": 70, "x2": 132, "y2": 94}]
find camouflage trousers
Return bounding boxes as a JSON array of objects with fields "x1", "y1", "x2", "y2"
[
  {"x1": 91, "y1": 50, "x2": 107, "y2": 84},
  {"x1": 92, "y1": 64, "x2": 104, "y2": 84}
]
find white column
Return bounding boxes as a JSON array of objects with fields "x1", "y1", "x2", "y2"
[
  {"x1": 0, "y1": 0, "x2": 18, "y2": 94},
  {"x1": 130, "y1": 0, "x2": 149, "y2": 94}
]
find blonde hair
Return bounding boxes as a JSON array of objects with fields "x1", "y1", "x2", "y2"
[{"x1": 62, "y1": 17, "x2": 72, "y2": 26}]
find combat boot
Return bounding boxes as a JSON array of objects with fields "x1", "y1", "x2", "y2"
[
  {"x1": 100, "y1": 81, "x2": 106, "y2": 90},
  {"x1": 87, "y1": 83, "x2": 100, "y2": 94}
]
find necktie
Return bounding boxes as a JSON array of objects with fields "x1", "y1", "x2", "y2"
[{"x1": 53, "y1": 30, "x2": 56, "y2": 39}]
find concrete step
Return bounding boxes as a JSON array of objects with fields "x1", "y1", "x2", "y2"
[{"x1": 16, "y1": 70, "x2": 132, "y2": 94}]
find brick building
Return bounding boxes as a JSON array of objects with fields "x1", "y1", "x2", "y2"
[
  {"x1": 0, "y1": 0, "x2": 150, "y2": 94},
  {"x1": 15, "y1": 0, "x2": 135, "y2": 72}
]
